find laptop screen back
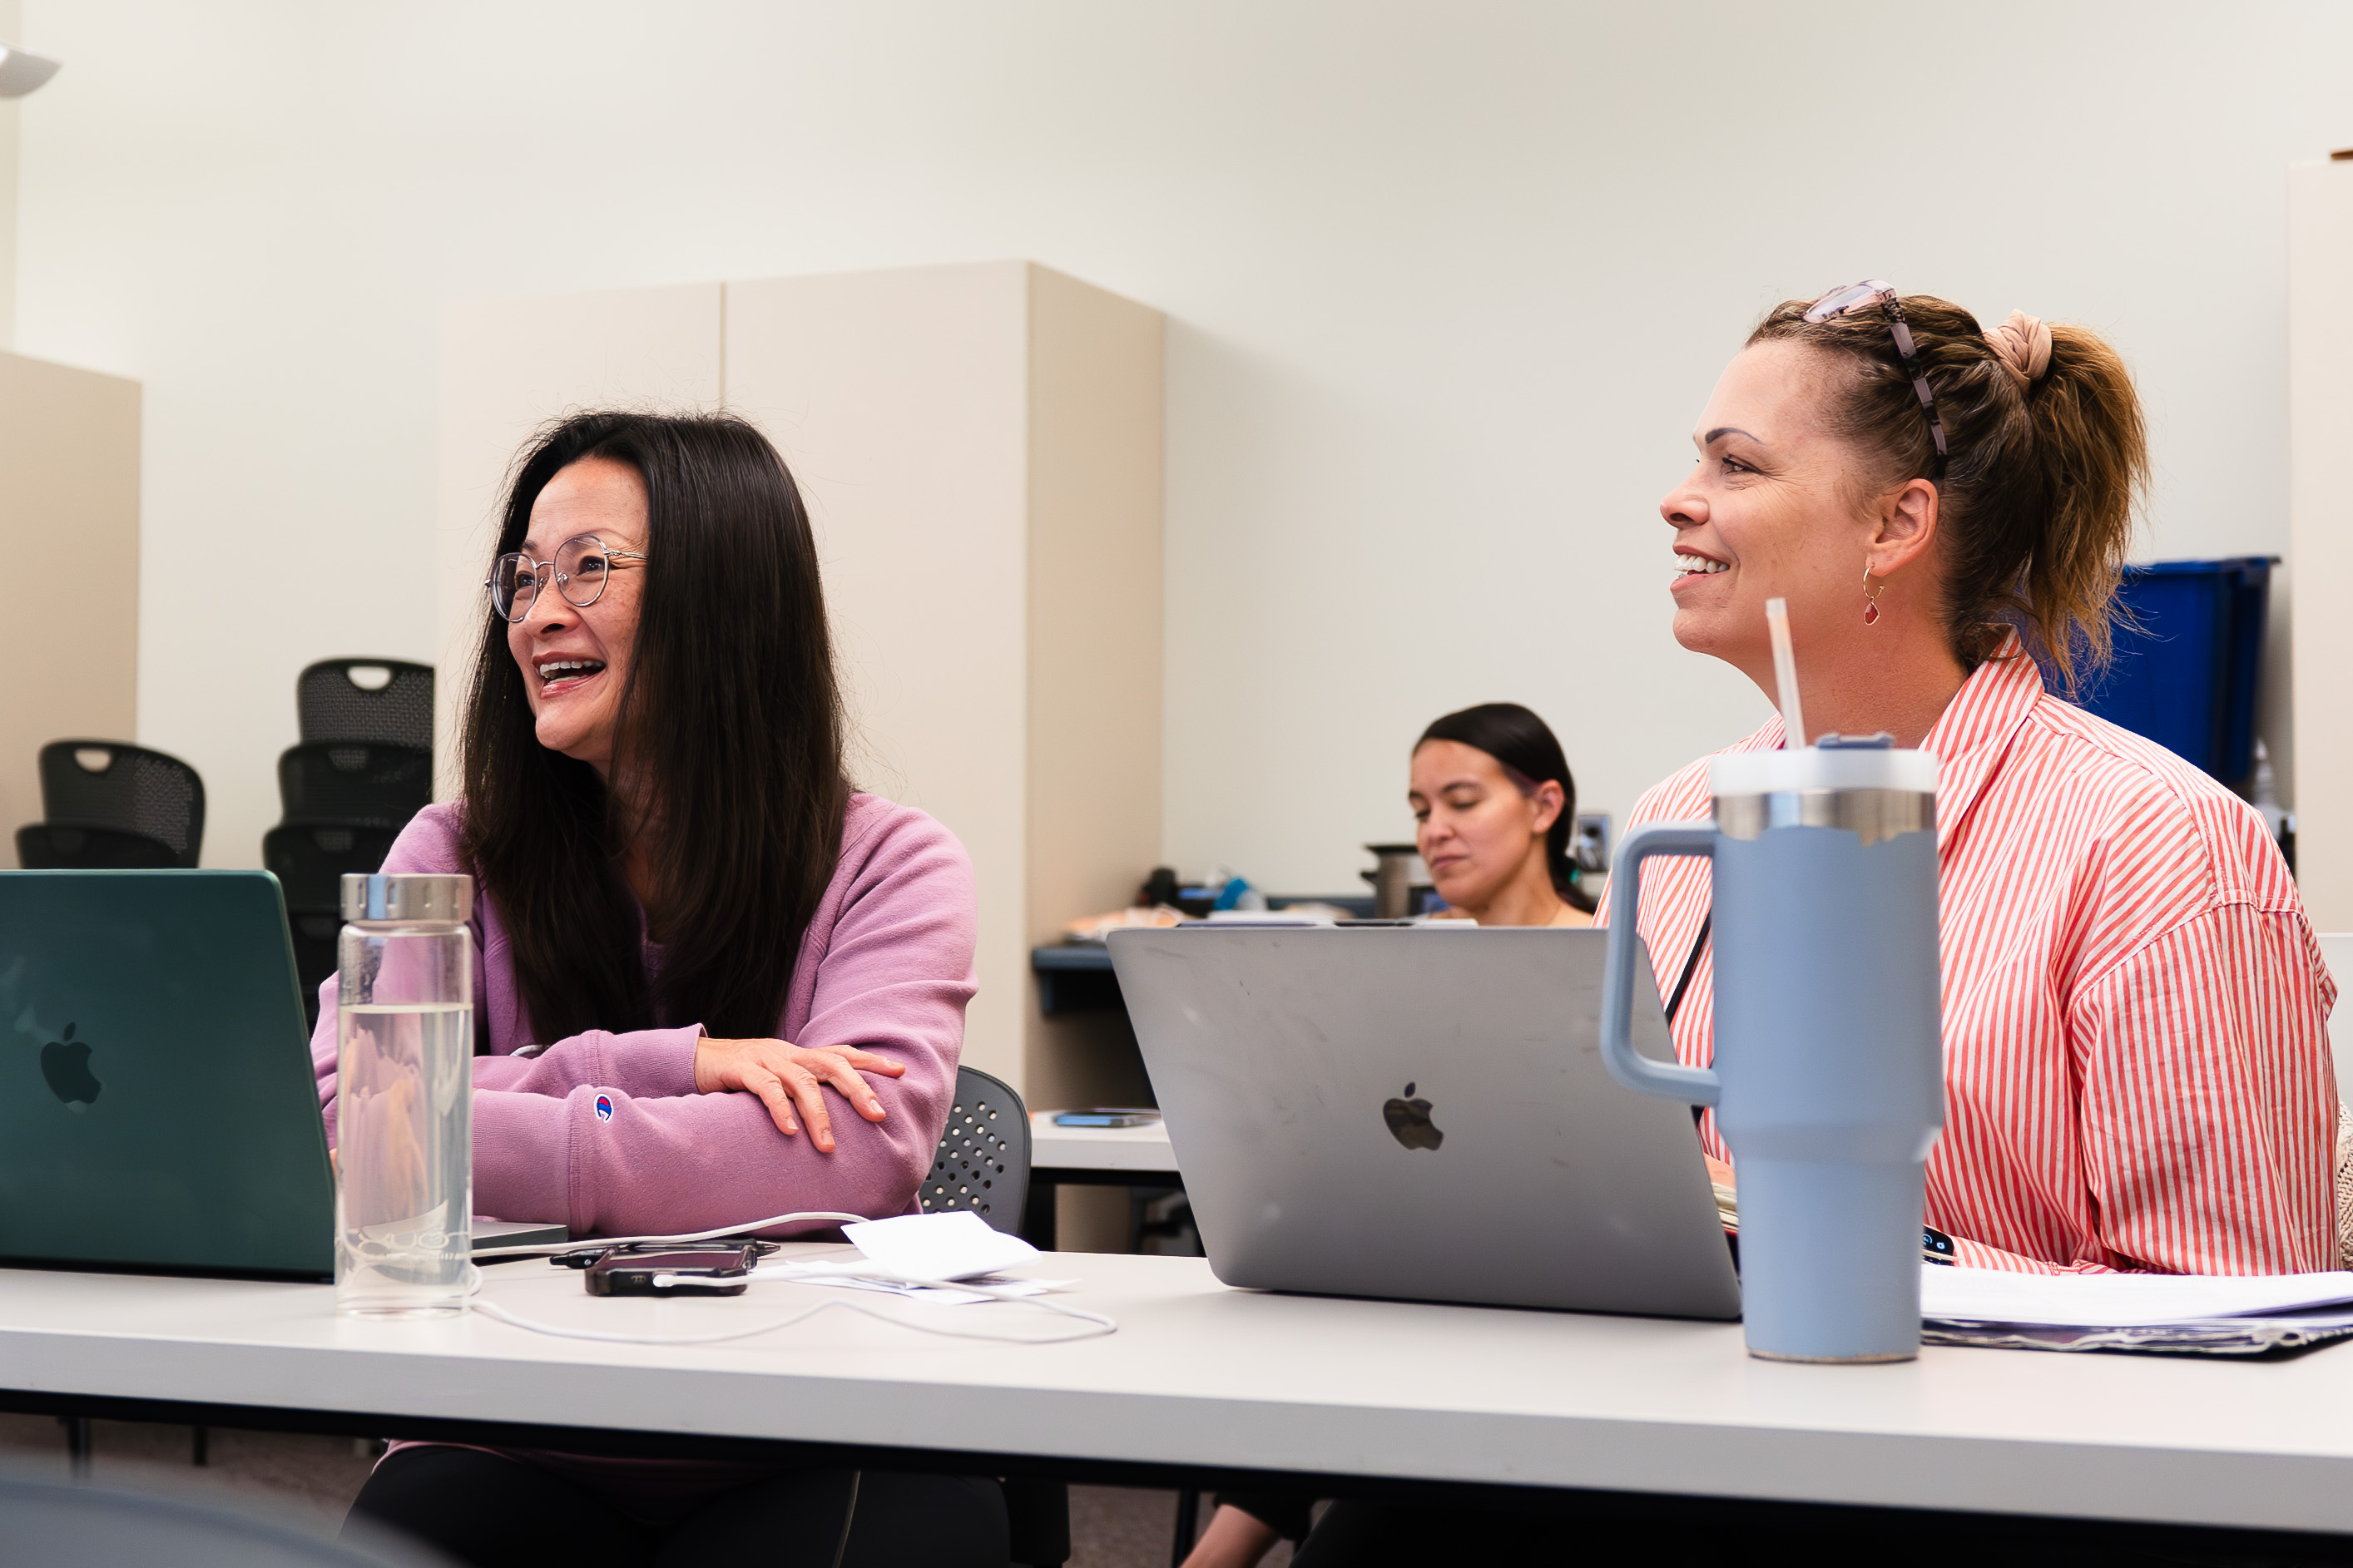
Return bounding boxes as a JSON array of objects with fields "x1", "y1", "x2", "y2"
[
  {"x1": 1110, "y1": 925, "x2": 1742, "y2": 1320},
  {"x1": 0, "y1": 871, "x2": 334, "y2": 1279}
]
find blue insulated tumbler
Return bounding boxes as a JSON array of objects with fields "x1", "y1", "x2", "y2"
[{"x1": 1598, "y1": 739, "x2": 1943, "y2": 1362}]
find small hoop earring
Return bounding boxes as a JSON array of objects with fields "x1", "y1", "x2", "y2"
[{"x1": 1862, "y1": 562, "x2": 1885, "y2": 626}]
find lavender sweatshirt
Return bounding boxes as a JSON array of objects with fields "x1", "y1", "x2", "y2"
[{"x1": 311, "y1": 794, "x2": 977, "y2": 1238}]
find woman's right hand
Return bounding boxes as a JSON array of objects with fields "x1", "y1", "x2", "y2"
[{"x1": 692, "y1": 1036, "x2": 907, "y2": 1152}]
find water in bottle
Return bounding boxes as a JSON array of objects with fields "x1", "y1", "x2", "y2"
[
  {"x1": 334, "y1": 873, "x2": 477, "y2": 1317},
  {"x1": 336, "y1": 1002, "x2": 473, "y2": 1314}
]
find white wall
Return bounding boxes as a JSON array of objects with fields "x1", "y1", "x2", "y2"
[
  {"x1": 8, "y1": 1, "x2": 2349, "y2": 891},
  {"x1": 0, "y1": 0, "x2": 20, "y2": 349},
  {"x1": 2290, "y1": 161, "x2": 2353, "y2": 929}
]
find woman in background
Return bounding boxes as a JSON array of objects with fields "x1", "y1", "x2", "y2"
[
  {"x1": 322, "y1": 410, "x2": 1005, "y2": 1568},
  {"x1": 1184, "y1": 701, "x2": 1598, "y2": 1568},
  {"x1": 1409, "y1": 701, "x2": 1593, "y2": 927}
]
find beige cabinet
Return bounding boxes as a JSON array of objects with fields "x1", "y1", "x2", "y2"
[
  {"x1": 0, "y1": 349, "x2": 141, "y2": 865},
  {"x1": 437, "y1": 262, "x2": 1162, "y2": 1102}
]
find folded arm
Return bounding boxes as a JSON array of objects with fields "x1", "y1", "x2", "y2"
[{"x1": 488, "y1": 820, "x2": 976, "y2": 1234}]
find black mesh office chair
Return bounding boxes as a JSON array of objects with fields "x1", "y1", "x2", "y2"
[
  {"x1": 16, "y1": 822, "x2": 184, "y2": 868},
  {"x1": 298, "y1": 659, "x2": 435, "y2": 748},
  {"x1": 277, "y1": 743, "x2": 433, "y2": 829},
  {"x1": 264, "y1": 820, "x2": 404, "y2": 1029},
  {"x1": 265, "y1": 824, "x2": 404, "y2": 910},
  {"x1": 921, "y1": 1066, "x2": 1033, "y2": 1235},
  {"x1": 273, "y1": 662, "x2": 436, "y2": 1027},
  {"x1": 15, "y1": 739, "x2": 205, "y2": 868},
  {"x1": 919, "y1": 1066, "x2": 1065, "y2": 1567},
  {"x1": 264, "y1": 823, "x2": 400, "y2": 1019}
]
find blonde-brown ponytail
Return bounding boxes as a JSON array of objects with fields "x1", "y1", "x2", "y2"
[{"x1": 1749, "y1": 293, "x2": 2149, "y2": 695}]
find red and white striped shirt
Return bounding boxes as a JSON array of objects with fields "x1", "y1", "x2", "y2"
[{"x1": 1607, "y1": 639, "x2": 2338, "y2": 1274}]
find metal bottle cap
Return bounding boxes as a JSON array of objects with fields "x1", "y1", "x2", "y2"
[{"x1": 340, "y1": 873, "x2": 473, "y2": 925}]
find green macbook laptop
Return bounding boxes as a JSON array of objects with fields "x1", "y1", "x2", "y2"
[{"x1": 0, "y1": 870, "x2": 559, "y2": 1282}]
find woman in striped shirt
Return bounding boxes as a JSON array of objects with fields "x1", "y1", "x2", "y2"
[
  {"x1": 1287, "y1": 287, "x2": 2337, "y2": 1566},
  {"x1": 1634, "y1": 284, "x2": 2337, "y2": 1278}
]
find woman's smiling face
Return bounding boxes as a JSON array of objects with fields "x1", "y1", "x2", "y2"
[
  {"x1": 506, "y1": 456, "x2": 648, "y2": 775},
  {"x1": 1657, "y1": 339, "x2": 1880, "y2": 684}
]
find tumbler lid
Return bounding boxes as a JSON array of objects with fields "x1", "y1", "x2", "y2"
[
  {"x1": 341, "y1": 873, "x2": 473, "y2": 924},
  {"x1": 1709, "y1": 744, "x2": 1937, "y2": 798}
]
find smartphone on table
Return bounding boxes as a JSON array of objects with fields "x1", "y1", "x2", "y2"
[
  {"x1": 582, "y1": 1243, "x2": 762, "y2": 1296},
  {"x1": 1051, "y1": 1108, "x2": 1162, "y2": 1128}
]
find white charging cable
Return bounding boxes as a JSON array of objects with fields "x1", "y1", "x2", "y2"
[
  {"x1": 472, "y1": 1282, "x2": 1116, "y2": 1346},
  {"x1": 465, "y1": 1209, "x2": 1118, "y2": 1343}
]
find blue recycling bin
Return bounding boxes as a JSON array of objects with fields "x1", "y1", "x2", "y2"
[{"x1": 2074, "y1": 557, "x2": 2271, "y2": 790}]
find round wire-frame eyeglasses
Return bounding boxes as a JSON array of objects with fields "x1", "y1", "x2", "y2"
[{"x1": 483, "y1": 534, "x2": 648, "y2": 623}]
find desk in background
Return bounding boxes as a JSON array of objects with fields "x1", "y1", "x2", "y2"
[
  {"x1": 1028, "y1": 901, "x2": 1375, "y2": 1016},
  {"x1": 1023, "y1": 1111, "x2": 1181, "y2": 1252},
  {"x1": 1028, "y1": 943, "x2": 1186, "y2": 1252},
  {"x1": 1032, "y1": 942, "x2": 1127, "y2": 1016}
]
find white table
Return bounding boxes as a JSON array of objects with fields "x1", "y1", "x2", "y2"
[
  {"x1": 1024, "y1": 1112, "x2": 1181, "y2": 1252},
  {"x1": 1028, "y1": 1112, "x2": 1178, "y2": 1180},
  {"x1": 5, "y1": 1251, "x2": 2353, "y2": 1548}
]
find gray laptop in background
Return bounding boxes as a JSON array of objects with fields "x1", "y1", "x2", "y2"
[
  {"x1": 0, "y1": 871, "x2": 561, "y2": 1281},
  {"x1": 1108, "y1": 925, "x2": 1741, "y2": 1320}
]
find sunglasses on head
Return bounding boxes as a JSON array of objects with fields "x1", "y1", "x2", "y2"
[{"x1": 1802, "y1": 279, "x2": 1949, "y2": 479}]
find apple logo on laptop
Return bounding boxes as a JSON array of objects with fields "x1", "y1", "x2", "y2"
[
  {"x1": 41, "y1": 1021, "x2": 102, "y2": 1111},
  {"x1": 1382, "y1": 1081, "x2": 1442, "y2": 1151}
]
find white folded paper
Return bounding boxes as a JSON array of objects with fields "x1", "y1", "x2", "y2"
[
  {"x1": 730, "y1": 1210, "x2": 1051, "y2": 1305},
  {"x1": 840, "y1": 1210, "x2": 1042, "y2": 1280},
  {"x1": 1921, "y1": 1264, "x2": 2353, "y2": 1328}
]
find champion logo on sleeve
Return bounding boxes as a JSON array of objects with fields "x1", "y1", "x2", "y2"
[{"x1": 593, "y1": 1094, "x2": 614, "y2": 1122}]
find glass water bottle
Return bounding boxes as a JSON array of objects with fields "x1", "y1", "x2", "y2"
[{"x1": 334, "y1": 873, "x2": 477, "y2": 1317}]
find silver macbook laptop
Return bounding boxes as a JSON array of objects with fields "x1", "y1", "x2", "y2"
[{"x1": 1107, "y1": 925, "x2": 1741, "y2": 1319}]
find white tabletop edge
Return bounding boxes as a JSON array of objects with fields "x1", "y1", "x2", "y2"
[{"x1": 5, "y1": 1252, "x2": 2353, "y2": 1536}]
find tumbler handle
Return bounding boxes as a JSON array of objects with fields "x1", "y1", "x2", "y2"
[{"x1": 1598, "y1": 822, "x2": 1721, "y2": 1106}]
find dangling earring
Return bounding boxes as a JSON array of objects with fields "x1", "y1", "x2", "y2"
[{"x1": 1862, "y1": 562, "x2": 1885, "y2": 626}]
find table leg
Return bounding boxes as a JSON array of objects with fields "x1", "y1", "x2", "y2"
[
  {"x1": 1022, "y1": 1181, "x2": 1058, "y2": 1252},
  {"x1": 1171, "y1": 1488, "x2": 1201, "y2": 1567}
]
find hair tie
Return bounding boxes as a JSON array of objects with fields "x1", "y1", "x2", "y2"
[{"x1": 1985, "y1": 309, "x2": 2053, "y2": 389}]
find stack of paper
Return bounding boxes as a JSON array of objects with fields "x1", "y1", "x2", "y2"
[
  {"x1": 1920, "y1": 1265, "x2": 2353, "y2": 1356},
  {"x1": 743, "y1": 1210, "x2": 1072, "y2": 1307}
]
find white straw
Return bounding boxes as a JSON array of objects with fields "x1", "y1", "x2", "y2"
[{"x1": 1765, "y1": 597, "x2": 1806, "y2": 749}]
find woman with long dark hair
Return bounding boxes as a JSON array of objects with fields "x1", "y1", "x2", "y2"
[{"x1": 313, "y1": 410, "x2": 1005, "y2": 1566}]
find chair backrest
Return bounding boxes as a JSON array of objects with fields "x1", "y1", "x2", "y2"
[
  {"x1": 289, "y1": 907, "x2": 344, "y2": 1031},
  {"x1": 297, "y1": 659, "x2": 435, "y2": 748},
  {"x1": 277, "y1": 742, "x2": 433, "y2": 829},
  {"x1": 17, "y1": 822, "x2": 185, "y2": 869},
  {"x1": 263, "y1": 822, "x2": 404, "y2": 910},
  {"x1": 922, "y1": 1065, "x2": 1031, "y2": 1234},
  {"x1": 35, "y1": 739, "x2": 206, "y2": 866}
]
